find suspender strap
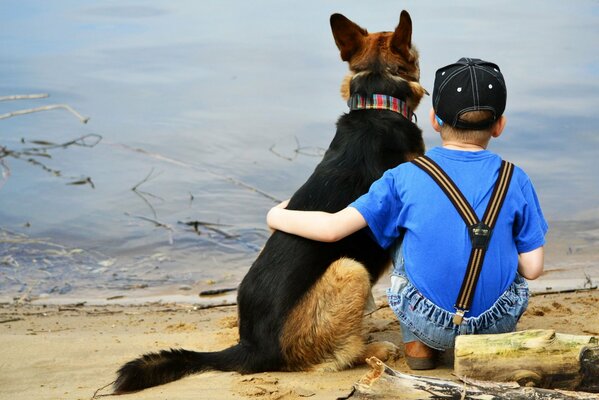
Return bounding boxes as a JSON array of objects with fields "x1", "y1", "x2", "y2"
[{"x1": 412, "y1": 156, "x2": 514, "y2": 325}]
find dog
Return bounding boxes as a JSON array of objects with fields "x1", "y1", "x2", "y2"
[{"x1": 114, "y1": 10, "x2": 426, "y2": 393}]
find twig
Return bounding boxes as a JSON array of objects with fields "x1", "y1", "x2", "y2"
[
  {"x1": 364, "y1": 304, "x2": 389, "y2": 317},
  {"x1": 1, "y1": 134, "x2": 102, "y2": 188},
  {"x1": 0, "y1": 93, "x2": 49, "y2": 102},
  {"x1": 23, "y1": 134, "x2": 102, "y2": 151},
  {"x1": 179, "y1": 220, "x2": 238, "y2": 238},
  {"x1": 85, "y1": 310, "x2": 124, "y2": 316},
  {"x1": 0, "y1": 317, "x2": 23, "y2": 324},
  {"x1": 67, "y1": 177, "x2": 95, "y2": 189},
  {"x1": 269, "y1": 136, "x2": 299, "y2": 162},
  {"x1": 91, "y1": 380, "x2": 116, "y2": 399},
  {"x1": 270, "y1": 135, "x2": 326, "y2": 161},
  {"x1": 0, "y1": 104, "x2": 90, "y2": 124},
  {"x1": 583, "y1": 273, "x2": 595, "y2": 289},
  {"x1": 132, "y1": 168, "x2": 161, "y2": 191},
  {"x1": 131, "y1": 168, "x2": 164, "y2": 219},
  {"x1": 194, "y1": 302, "x2": 237, "y2": 310},
  {"x1": 531, "y1": 286, "x2": 598, "y2": 297},
  {"x1": 199, "y1": 287, "x2": 237, "y2": 297},
  {"x1": 124, "y1": 212, "x2": 174, "y2": 244}
]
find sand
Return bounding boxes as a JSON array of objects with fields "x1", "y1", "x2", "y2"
[
  {"x1": 1, "y1": 221, "x2": 598, "y2": 399},
  {"x1": 1, "y1": 288, "x2": 598, "y2": 400}
]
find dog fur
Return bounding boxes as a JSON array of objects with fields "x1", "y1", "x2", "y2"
[{"x1": 113, "y1": 10, "x2": 426, "y2": 393}]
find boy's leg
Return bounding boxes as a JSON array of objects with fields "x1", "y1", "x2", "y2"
[{"x1": 400, "y1": 320, "x2": 438, "y2": 370}]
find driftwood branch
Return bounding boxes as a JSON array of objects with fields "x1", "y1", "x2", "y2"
[
  {"x1": 0, "y1": 104, "x2": 89, "y2": 124},
  {"x1": 344, "y1": 357, "x2": 599, "y2": 400},
  {"x1": 0, "y1": 93, "x2": 49, "y2": 102},
  {"x1": 455, "y1": 329, "x2": 599, "y2": 393}
]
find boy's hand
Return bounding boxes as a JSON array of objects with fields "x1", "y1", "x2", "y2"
[
  {"x1": 267, "y1": 199, "x2": 290, "y2": 233},
  {"x1": 275, "y1": 199, "x2": 290, "y2": 209}
]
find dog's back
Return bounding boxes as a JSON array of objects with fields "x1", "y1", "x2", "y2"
[{"x1": 114, "y1": 11, "x2": 425, "y2": 393}]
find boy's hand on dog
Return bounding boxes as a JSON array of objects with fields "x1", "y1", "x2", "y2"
[
  {"x1": 267, "y1": 199, "x2": 290, "y2": 233},
  {"x1": 276, "y1": 199, "x2": 290, "y2": 209}
]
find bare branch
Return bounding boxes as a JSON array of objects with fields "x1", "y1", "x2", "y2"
[
  {"x1": 131, "y1": 168, "x2": 164, "y2": 219},
  {"x1": 131, "y1": 168, "x2": 162, "y2": 191},
  {"x1": 0, "y1": 93, "x2": 49, "y2": 102},
  {"x1": 124, "y1": 212, "x2": 174, "y2": 244},
  {"x1": 0, "y1": 104, "x2": 90, "y2": 124}
]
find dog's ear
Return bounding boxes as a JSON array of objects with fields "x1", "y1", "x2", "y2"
[
  {"x1": 330, "y1": 13, "x2": 368, "y2": 62},
  {"x1": 391, "y1": 10, "x2": 413, "y2": 60}
]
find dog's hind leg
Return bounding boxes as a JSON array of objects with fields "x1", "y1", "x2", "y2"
[{"x1": 280, "y1": 257, "x2": 397, "y2": 371}]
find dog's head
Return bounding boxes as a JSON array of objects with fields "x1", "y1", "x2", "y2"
[{"x1": 330, "y1": 11, "x2": 426, "y2": 112}]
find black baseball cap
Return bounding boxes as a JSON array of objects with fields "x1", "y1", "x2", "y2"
[{"x1": 433, "y1": 57, "x2": 506, "y2": 130}]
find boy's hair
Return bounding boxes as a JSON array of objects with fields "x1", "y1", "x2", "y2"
[{"x1": 439, "y1": 110, "x2": 496, "y2": 144}]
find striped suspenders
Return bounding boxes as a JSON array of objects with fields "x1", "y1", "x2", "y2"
[{"x1": 412, "y1": 156, "x2": 514, "y2": 325}]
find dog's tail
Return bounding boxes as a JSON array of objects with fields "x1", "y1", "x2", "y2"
[{"x1": 113, "y1": 344, "x2": 250, "y2": 393}]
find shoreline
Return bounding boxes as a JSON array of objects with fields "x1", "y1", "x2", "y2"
[
  {"x1": 1, "y1": 271, "x2": 596, "y2": 307},
  {"x1": 2, "y1": 218, "x2": 598, "y2": 307}
]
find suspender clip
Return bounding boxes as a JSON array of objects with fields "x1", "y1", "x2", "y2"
[
  {"x1": 453, "y1": 309, "x2": 466, "y2": 325},
  {"x1": 468, "y1": 222, "x2": 493, "y2": 250}
]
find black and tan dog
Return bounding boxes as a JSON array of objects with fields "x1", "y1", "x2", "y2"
[{"x1": 114, "y1": 11, "x2": 426, "y2": 393}]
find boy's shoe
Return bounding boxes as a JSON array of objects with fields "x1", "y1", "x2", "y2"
[{"x1": 404, "y1": 340, "x2": 437, "y2": 370}]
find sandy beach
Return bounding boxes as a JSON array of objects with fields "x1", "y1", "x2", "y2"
[
  {"x1": 1, "y1": 221, "x2": 599, "y2": 400},
  {"x1": 1, "y1": 286, "x2": 598, "y2": 400}
]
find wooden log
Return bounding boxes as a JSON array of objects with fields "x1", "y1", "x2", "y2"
[
  {"x1": 455, "y1": 329, "x2": 599, "y2": 392},
  {"x1": 343, "y1": 357, "x2": 599, "y2": 399}
]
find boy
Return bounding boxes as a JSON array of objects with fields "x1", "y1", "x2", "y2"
[{"x1": 267, "y1": 58, "x2": 547, "y2": 370}]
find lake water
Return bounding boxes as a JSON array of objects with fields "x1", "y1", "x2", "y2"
[{"x1": 1, "y1": 1, "x2": 598, "y2": 303}]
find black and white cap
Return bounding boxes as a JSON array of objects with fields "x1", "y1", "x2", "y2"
[{"x1": 433, "y1": 57, "x2": 506, "y2": 130}]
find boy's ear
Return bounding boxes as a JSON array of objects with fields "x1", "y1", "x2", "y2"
[
  {"x1": 492, "y1": 115, "x2": 507, "y2": 138},
  {"x1": 430, "y1": 108, "x2": 442, "y2": 132}
]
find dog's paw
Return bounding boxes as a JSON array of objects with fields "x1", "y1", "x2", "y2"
[{"x1": 364, "y1": 341, "x2": 400, "y2": 362}]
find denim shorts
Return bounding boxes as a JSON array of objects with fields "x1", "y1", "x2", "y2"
[{"x1": 387, "y1": 265, "x2": 529, "y2": 351}]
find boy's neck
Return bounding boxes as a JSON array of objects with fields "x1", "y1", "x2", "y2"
[{"x1": 442, "y1": 140, "x2": 488, "y2": 152}]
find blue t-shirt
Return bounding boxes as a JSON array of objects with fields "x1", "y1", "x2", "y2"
[{"x1": 351, "y1": 147, "x2": 548, "y2": 317}]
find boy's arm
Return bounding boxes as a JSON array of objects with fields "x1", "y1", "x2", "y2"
[
  {"x1": 517, "y1": 246, "x2": 544, "y2": 280},
  {"x1": 267, "y1": 201, "x2": 367, "y2": 242}
]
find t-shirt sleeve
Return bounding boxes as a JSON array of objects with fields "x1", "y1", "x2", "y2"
[
  {"x1": 513, "y1": 178, "x2": 549, "y2": 253},
  {"x1": 349, "y1": 170, "x2": 402, "y2": 249}
]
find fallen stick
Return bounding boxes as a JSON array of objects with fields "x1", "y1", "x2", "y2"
[
  {"x1": 344, "y1": 357, "x2": 599, "y2": 399},
  {"x1": 0, "y1": 93, "x2": 49, "y2": 102},
  {"x1": 199, "y1": 287, "x2": 237, "y2": 297},
  {"x1": 0, "y1": 104, "x2": 89, "y2": 123}
]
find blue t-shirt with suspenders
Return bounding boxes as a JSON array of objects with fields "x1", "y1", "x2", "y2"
[{"x1": 351, "y1": 147, "x2": 548, "y2": 317}]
